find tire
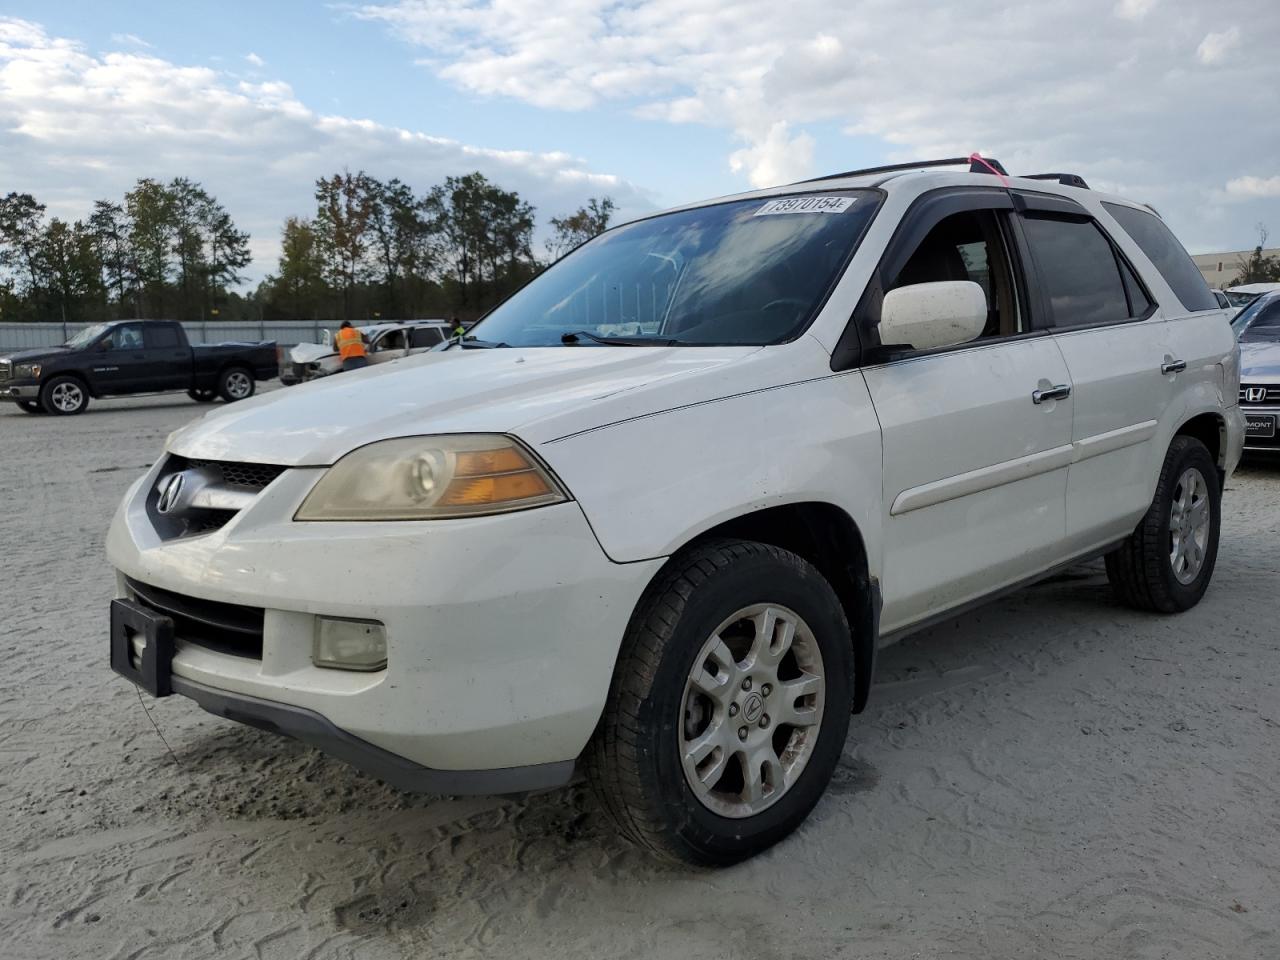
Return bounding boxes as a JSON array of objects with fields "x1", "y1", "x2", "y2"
[
  {"x1": 17, "y1": 400, "x2": 44, "y2": 414},
  {"x1": 40, "y1": 376, "x2": 90, "y2": 415},
  {"x1": 587, "y1": 539, "x2": 853, "y2": 865},
  {"x1": 188, "y1": 388, "x2": 218, "y2": 403},
  {"x1": 1105, "y1": 435, "x2": 1221, "y2": 613},
  {"x1": 217, "y1": 367, "x2": 254, "y2": 403}
]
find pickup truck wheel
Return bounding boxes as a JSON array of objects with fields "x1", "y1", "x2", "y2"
[
  {"x1": 587, "y1": 539, "x2": 852, "y2": 865},
  {"x1": 218, "y1": 368, "x2": 254, "y2": 402},
  {"x1": 1105, "y1": 435, "x2": 1221, "y2": 613},
  {"x1": 18, "y1": 400, "x2": 44, "y2": 414},
  {"x1": 40, "y1": 376, "x2": 89, "y2": 415},
  {"x1": 188, "y1": 388, "x2": 217, "y2": 403}
]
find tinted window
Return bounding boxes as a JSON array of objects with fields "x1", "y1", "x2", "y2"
[
  {"x1": 144, "y1": 325, "x2": 180, "y2": 348},
  {"x1": 1103, "y1": 202, "x2": 1218, "y2": 312},
  {"x1": 469, "y1": 191, "x2": 880, "y2": 347},
  {"x1": 1237, "y1": 299, "x2": 1280, "y2": 342},
  {"x1": 1214, "y1": 291, "x2": 1230, "y2": 309},
  {"x1": 1118, "y1": 257, "x2": 1154, "y2": 317},
  {"x1": 1021, "y1": 216, "x2": 1130, "y2": 327},
  {"x1": 410, "y1": 326, "x2": 444, "y2": 348},
  {"x1": 887, "y1": 209, "x2": 1021, "y2": 340}
]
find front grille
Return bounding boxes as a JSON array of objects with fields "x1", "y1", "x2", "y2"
[
  {"x1": 0, "y1": 359, "x2": 10, "y2": 382},
  {"x1": 180, "y1": 457, "x2": 288, "y2": 490},
  {"x1": 1240, "y1": 384, "x2": 1280, "y2": 405},
  {"x1": 127, "y1": 578, "x2": 264, "y2": 659}
]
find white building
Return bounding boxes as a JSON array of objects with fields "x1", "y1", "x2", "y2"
[{"x1": 1192, "y1": 248, "x2": 1280, "y2": 288}]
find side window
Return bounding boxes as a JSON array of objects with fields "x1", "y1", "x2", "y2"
[
  {"x1": 1239, "y1": 301, "x2": 1280, "y2": 341},
  {"x1": 1214, "y1": 291, "x2": 1231, "y2": 310},
  {"x1": 886, "y1": 209, "x2": 1021, "y2": 341},
  {"x1": 107, "y1": 324, "x2": 145, "y2": 350},
  {"x1": 375, "y1": 331, "x2": 405, "y2": 352},
  {"x1": 144, "y1": 325, "x2": 180, "y2": 349},
  {"x1": 1020, "y1": 216, "x2": 1132, "y2": 328},
  {"x1": 410, "y1": 326, "x2": 444, "y2": 348},
  {"x1": 1102, "y1": 202, "x2": 1218, "y2": 312}
]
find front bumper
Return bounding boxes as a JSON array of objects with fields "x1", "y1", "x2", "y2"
[
  {"x1": 107, "y1": 458, "x2": 663, "y2": 785},
  {"x1": 1241, "y1": 404, "x2": 1280, "y2": 452},
  {"x1": 3, "y1": 382, "x2": 40, "y2": 400}
]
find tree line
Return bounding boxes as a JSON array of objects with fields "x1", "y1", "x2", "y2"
[{"x1": 0, "y1": 172, "x2": 615, "y2": 325}]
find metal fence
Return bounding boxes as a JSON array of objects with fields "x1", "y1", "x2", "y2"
[{"x1": 0, "y1": 321, "x2": 334, "y2": 352}]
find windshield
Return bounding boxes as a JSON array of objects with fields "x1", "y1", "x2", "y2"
[
  {"x1": 63, "y1": 322, "x2": 112, "y2": 349},
  {"x1": 1225, "y1": 291, "x2": 1258, "y2": 309},
  {"x1": 467, "y1": 191, "x2": 879, "y2": 347},
  {"x1": 1232, "y1": 296, "x2": 1280, "y2": 341}
]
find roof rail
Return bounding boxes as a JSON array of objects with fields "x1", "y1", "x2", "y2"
[
  {"x1": 798, "y1": 156, "x2": 1009, "y2": 184},
  {"x1": 1021, "y1": 172, "x2": 1090, "y2": 189}
]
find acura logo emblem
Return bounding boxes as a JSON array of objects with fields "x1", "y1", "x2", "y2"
[
  {"x1": 1245, "y1": 387, "x2": 1266, "y2": 403},
  {"x1": 157, "y1": 473, "x2": 185, "y2": 514}
]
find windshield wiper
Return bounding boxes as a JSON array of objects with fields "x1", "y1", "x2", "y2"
[
  {"x1": 456, "y1": 336, "x2": 509, "y2": 349},
  {"x1": 561, "y1": 330, "x2": 679, "y2": 346}
]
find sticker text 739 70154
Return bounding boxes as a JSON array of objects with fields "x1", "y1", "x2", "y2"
[{"x1": 753, "y1": 196, "x2": 857, "y2": 217}]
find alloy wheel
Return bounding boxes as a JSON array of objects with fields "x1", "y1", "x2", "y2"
[
  {"x1": 51, "y1": 381, "x2": 84, "y2": 413},
  {"x1": 679, "y1": 603, "x2": 826, "y2": 818},
  {"x1": 225, "y1": 371, "x2": 252, "y2": 399},
  {"x1": 1169, "y1": 466, "x2": 1210, "y2": 585}
]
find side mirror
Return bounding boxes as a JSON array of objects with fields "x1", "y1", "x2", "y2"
[{"x1": 879, "y1": 280, "x2": 988, "y2": 351}]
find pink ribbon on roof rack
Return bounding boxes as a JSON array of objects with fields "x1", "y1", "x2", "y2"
[{"x1": 968, "y1": 153, "x2": 1010, "y2": 188}]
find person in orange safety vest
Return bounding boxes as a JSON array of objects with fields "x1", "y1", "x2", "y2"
[{"x1": 334, "y1": 321, "x2": 369, "y2": 371}]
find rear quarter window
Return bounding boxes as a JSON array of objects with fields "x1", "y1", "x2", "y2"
[{"x1": 1102, "y1": 202, "x2": 1218, "y2": 313}]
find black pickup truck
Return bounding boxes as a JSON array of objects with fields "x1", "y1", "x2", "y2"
[{"x1": 0, "y1": 320, "x2": 278, "y2": 415}]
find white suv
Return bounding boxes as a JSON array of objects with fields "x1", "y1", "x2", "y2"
[{"x1": 108, "y1": 158, "x2": 1245, "y2": 864}]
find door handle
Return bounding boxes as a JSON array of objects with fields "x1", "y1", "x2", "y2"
[
  {"x1": 1032, "y1": 384, "x2": 1071, "y2": 404},
  {"x1": 1161, "y1": 359, "x2": 1187, "y2": 375}
]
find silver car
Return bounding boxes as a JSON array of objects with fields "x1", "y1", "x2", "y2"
[{"x1": 1232, "y1": 291, "x2": 1280, "y2": 453}]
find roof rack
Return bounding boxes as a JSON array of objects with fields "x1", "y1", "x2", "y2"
[
  {"x1": 1021, "y1": 172, "x2": 1090, "y2": 190},
  {"x1": 798, "y1": 156, "x2": 1009, "y2": 184}
]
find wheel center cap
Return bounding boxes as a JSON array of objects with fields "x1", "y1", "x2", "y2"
[{"x1": 742, "y1": 692, "x2": 764, "y2": 724}]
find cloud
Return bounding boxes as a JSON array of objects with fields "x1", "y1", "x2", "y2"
[
  {"x1": 109, "y1": 32, "x2": 151, "y2": 48},
  {"x1": 1196, "y1": 26, "x2": 1240, "y2": 65},
  {"x1": 0, "y1": 18, "x2": 652, "y2": 284},
  {"x1": 354, "y1": 0, "x2": 1280, "y2": 251},
  {"x1": 244, "y1": 52, "x2": 265, "y2": 67},
  {"x1": 1222, "y1": 175, "x2": 1280, "y2": 200},
  {"x1": 1114, "y1": 0, "x2": 1159, "y2": 21}
]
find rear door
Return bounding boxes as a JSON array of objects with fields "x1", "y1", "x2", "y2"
[
  {"x1": 142, "y1": 323, "x2": 190, "y2": 390},
  {"x1": 408, "y1": 325, "x2": 445, "y2": 354},
  {"x1": 854, "y1": 189, "x2": 1075, "y2": 633},
  {"x1": 1014, "y1": 195, "x2": 1174, "y2": 555},
  {"x1": 368, "y1": 328, "x2": 407, "y2": 365}
]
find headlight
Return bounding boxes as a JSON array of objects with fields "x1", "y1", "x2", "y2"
[
  {"x1": 15, "y1": 362, "x2": 41, "y2": 379},
  {"x1": 295, "y1": 434, "x2": 569, "y2": 521}
]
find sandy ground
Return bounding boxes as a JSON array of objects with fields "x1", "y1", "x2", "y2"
[{"x1": 1, "y1": 389, "x2": 1278, "y2": 960}]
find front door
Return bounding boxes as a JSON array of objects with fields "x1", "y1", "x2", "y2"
[
  {"x1": 87, "y1": 323, "x2": 154, "y2": 394},
  {"x1": 855, "y1": 191, "x2": 1075, "y2": 633}
]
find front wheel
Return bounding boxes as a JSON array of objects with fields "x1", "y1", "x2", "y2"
[
  {"x1": 217, "y1": 367, "x2": 254, "y2": 403},
  {"x1": 40, "y1": 376, "x2": 90, "y2": 415},
  {"x1": 1105, "y1": 435, "x2": 1221, "y2": 613},
  {"x1": 587, "y1": 540, "x2": 852, "y2": 865}
]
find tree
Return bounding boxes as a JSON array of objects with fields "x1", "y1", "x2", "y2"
[
  {"x1": 426, "y1": 172, "x2": 536, "y2": 309},
  {"x1": 203, "y1": 204, "x2": 251, "y2": 315},
  {"x1": 89, "y1": 200, "x2": 132, "y2": 317},
  {"x1": 546, "y1": 196, "x2": 616, "y2": 260},
  {"x1": 366, "y1": 176, "x2": 433, "y2": 316},
  {"x1": 126, "y1": 178, "x2": 177, "y2": 317},
  {"x1": 41, "y1": 219, "x2": 102, "y2": 323},
  {"x1": 313, "y1": 171, "x2": 375, "y2": 321},
  {"x1": 271, "y1": 216, "x2": 325, "y2": 318},
  {"x1": 0, "y1": 192, "x2": 48, "y2": 318},
  {"x1": 1233, "y1": 223, "x2": 1280, "y2": 285}
]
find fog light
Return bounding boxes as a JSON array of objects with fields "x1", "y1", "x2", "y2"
[{"x1": 313, "y1": 617, "x2": 387, "y2": 671}]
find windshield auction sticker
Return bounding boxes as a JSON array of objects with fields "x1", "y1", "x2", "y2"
[{"x1": 753, "y1": 196, "x2": 857, "y2": 216}]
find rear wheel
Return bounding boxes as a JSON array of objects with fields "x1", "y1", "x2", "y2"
[
  {"x1": 188, "y1": 388, "x2": 218, "y2": 403},
  {"x1": 588, "y1": 539, "x2": 852, "y2": 865},
  {"x1": 40, "y1": 376, "x2": 89, "y2": 415},
  {"x1": 217, "y1": 367, "x2": 254, "y2": 403},
  {"x1": 18, "y1": 400, "x2": 44, "y2": 414},
  {"x1": 1105, "y1": 436, "x2": 1221, "y2": 613}
]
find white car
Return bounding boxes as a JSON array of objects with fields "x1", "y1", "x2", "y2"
[
  {"x1": 108, "y1": 158, "x2": 1244, "y2": 864},
  {"x1": 283, "y1": 320, "x2": 452, "y2": 382}
]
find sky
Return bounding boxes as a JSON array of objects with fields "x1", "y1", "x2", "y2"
[{"x1": 2, "y1": 0, "x2": 1278, "y2": 287}]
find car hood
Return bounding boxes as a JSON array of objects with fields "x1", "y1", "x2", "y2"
[
  {"x1": 167, "y1": 343, "x2": 789, "y2": 465},
  {"x1": 0, "y1": 346, "x2": 65, "y2": 364},
  {"x1": 288, "y1": 342, "x2": 337, "y2": 364},
  {"x1": 1240, "y1": 339, "x2": 1280, "y2": 382}
]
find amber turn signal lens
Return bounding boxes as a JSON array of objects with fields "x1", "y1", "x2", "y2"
[
  {"x1": 454, "y1": 446, "x2": 533, "y2": 477},
  {"x1": 438, "y1": 470, "x2": 552, "y2": 506}
]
